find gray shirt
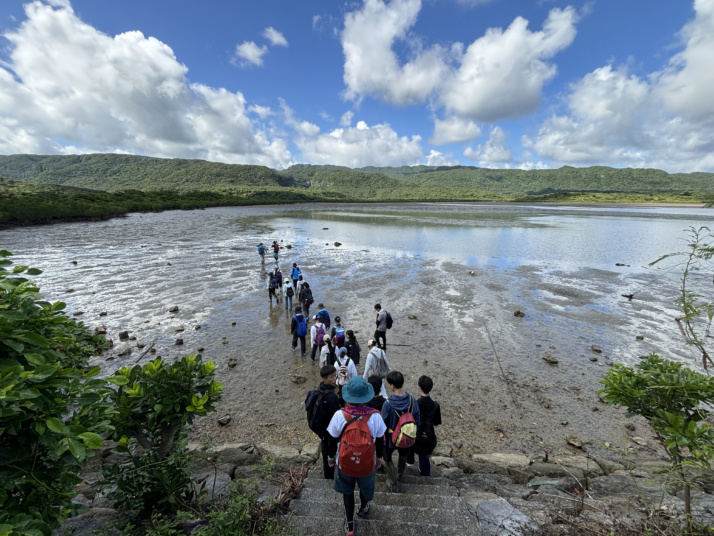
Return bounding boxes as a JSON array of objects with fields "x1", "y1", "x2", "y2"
[{"x1": 376, "y1": 309, "x2": 388, "y2": 331}]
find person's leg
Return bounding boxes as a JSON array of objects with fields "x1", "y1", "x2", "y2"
[
  {"x1": 357, "y1": 490, "x2": 370, "y2": 517},
  {"x1": 418, "y1": 453, "x2": 431, "y2": 476},
  {"x1": 406, "y1": 446, "x2": 415, "y2": 466},
  {"x1": 321, "y1": 439, "x2": 334, "y2": 479},
  {"x1": 291, "y1": 332, "x2": 298, "y2": 351},
  {"x1": 383, "y1": 447, "x2": 399, "y2": 491},
  {"x1": 397, "y1": 448, "x2": 406, "y2": 481},
  {"x1": 343, "y1": 492, "x2": 355, "y2": 534},
  {"x1": 311, "y1": 342, "x2": 319, "y2": 361},
  {"x1": 299, "y1": 335, "x2": 306, "y2": 355}
]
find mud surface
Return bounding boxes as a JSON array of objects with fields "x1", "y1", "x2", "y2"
[{"x1": 3, "y1": 202, "x2": 713, "y2": 459}]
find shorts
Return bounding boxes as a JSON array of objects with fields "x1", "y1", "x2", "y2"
[{"x1": 332, "y1": 463, "x2": 377, "y2": 500}]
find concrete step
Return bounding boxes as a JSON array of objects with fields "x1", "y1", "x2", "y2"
[
  {"x1": 307, "y1": 469, "x2": 450, "y2": 487},
  {"x1": 296, "y1": 487, "x2": 465, "y2": 509},
  {"x1": 301, "y1": 477, "x2": 458, "y2": 496},
  {"x1": 290, "y1": 499, "x2": 471, "y2": 525},
  {"x1": 288, "y1": 514, "x2": 482, "y2": 536}
]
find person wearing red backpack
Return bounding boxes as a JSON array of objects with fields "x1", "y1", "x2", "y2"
[
  {"x1": 326, "y1": 376, "x2": 386, "y2": 536},
  {"x1": 380, "y1": 370, "x2": 420, "y2": 493}
]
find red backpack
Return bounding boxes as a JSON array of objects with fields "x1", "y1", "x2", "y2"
[
  {"x1": 391, "y1": 397, "x2": 417, "y2": 449},
  {"x1": 338, "y1": 410, "x2": 377, "y2": 477}
]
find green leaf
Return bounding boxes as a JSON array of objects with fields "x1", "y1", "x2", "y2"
[
  {"x1": 46, "y1": 417, "x2": 70, "y2": 435},
  {"x1": 106, "y1": 375, "x2": 129, "y2": 386},
  {"x1": 24, "y1": 353, "x2": 46, "y2": 366},
  {"x1": 1, "y1": 339, "x2": 23, "y2": 353},
  {"x1": 78, "y1": 432, "x2": 103, "y2": 449},
  {"x1": 0, "y1": 311, "x2": 28, "y2": 321},
  {"x1": 26, "y1": 268, "x2": 43, "y2": 276},
  {"x1": 67, "y1": 438, "x2": 86, "y2": 461},
  {"x1": 12, "y1": 332, "x2": 48, "y2": 348}
]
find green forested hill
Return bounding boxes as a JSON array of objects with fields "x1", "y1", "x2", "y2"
[{"x1": 0, "y1": 153, "x2": 712, "y2": 227}]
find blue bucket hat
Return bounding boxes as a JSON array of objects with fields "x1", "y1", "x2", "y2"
[{"x1": 342, "y1": 377, "x2": 374, "y2": 404}]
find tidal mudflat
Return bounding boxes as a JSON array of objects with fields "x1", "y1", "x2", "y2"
[{"x1": 3, "y1": 202, "x2": 713, "y2": 459}]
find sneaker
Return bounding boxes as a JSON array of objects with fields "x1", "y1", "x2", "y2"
[
  {"x1": 301, "y1": 353, "x2": 306, "y2": 357},
  {"x1": 357, "y1": 503, "x2": 371, "y2": 518},
  {"x1": 291, "y1": 346, "x2": 295, "y2": 351},
  {"x1": 344, "y1": 520, "x2": 355, "y2": 536},
  {"x1": 405, "y1": 463, "x2": 415, "y2": 467}
]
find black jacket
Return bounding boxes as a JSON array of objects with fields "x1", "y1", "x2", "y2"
[{"x1": 318, "y1": 382, "x2": 341, "y2": 448}]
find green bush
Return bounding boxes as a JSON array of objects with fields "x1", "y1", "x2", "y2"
[
  {"x1": 102, "y1": 356, "x2": 223, "y2": 514},
  {"x1": 0, "y1": 251, "x2": 117, "y2": 536}
]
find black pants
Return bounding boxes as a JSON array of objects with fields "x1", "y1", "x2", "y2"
[
  {"x1": 311, "y1": 342, "x2": 323, "y2": 361},
  {"x1": 321, "y1": 438, "x2": 334, "y2": 480},
  {"x1": 292, "y1": 333, "x2": 306, "y2": 354},
  {"x1": 374, "y1": 329, "x2": 387, "y2": 351},
  {"x1": 384, "y1": 446, "x2": 414, "y2": 478}
]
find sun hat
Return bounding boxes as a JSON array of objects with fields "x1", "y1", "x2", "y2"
[
  {"x1": 317, "y1": 303, "x2": 324, "y2": 309},
  {"x1": 342, "y1": 377, "x2": 375, "y2": 404}
]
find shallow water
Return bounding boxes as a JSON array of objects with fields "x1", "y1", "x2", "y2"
[{"x1": 3, "y1": 203, "x2": 713, "y2": 455}]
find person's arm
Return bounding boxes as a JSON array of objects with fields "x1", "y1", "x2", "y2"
[
  {"x1": 434, "y1": 402, "x2": 442, "y2": 427},
  {"x1": 412, "y1": 395, "x2": 421, "y2": 426}
]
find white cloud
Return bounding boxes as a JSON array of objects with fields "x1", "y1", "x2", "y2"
[
  {"x1": 247, "y1": 104, "x2": 273, "y2": 118},
  {"x1": 463, "y1": 126, "x2": 512, "y2": 163},
  {"x1": 263, "y1": 27, "x2": 288, "y2": 47},
  {"x1": 429, "y1": 115, "x2": 481, "y2": 145},
  {"x1": 340, "y1": 110, "x2": 354, "y2": 127},
  {"x1": 342, "y1": 0, "x2": 447, "y2": 105},
  {"x1": 233, "y1": 41, "x2": 269, "y2": 67},
  {"x1": 282, "y1": 101, "x2": 423, "y2": 167},
  {"x1": 425, "y1": 149, "x2": 458, "y2": 166},
  {"x1": 524, "y1": 0, "x2": 714, "y2": 173},
  {"x1": 440, "y1": 7, "x2": 578, "y2": 121},
  {"x1": 0, "y1": 1, "x2": 292, "y2": 168}
]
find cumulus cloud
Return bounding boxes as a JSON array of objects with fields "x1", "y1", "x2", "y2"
[
  {"x1": 425, "y1": 149, "x2": 458, "y2": 166},
  {"x1": 342, "y1": 0, "x2": 448, "y2": 105},
  {"x1": 463, "y1": 126, "x2": 512, "y2": 163},
  {"x1": 440, "y1": 7, "x2": 578, "y2": 121},
  {"x1": 342, "y1": 0, "x2": 577, "y2": 124},
  {"x1": 0, "y1": 1, "x2": 292, "y2": 167},
  {"x1": 282, "y1": 101, "x2": 423, "y2": 167},
  {"x1": 340, "y1": 110, "x2": 354, "y2": 127},
  {"x1": 429, "y1": 115, "x2": 482, "y2": 145},
  {"x1": 525, "y1": 0, "x2": 714, "y2": 172},
  {"x1": 263, "y1": 27, "x2": 288, "y2": 47},
  {"x1": 233, "y1": 41, "x2": 269, "y2": 66}
]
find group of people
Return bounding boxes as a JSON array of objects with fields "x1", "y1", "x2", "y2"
[{"x1": 258, "y1": 243, "x2": 442, "y2": 536}]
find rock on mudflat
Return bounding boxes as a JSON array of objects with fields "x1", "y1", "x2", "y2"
[
  {"x1": 566, "y1": 435, "x2": 583, "y2": 449},
  {"x1": 118, "y1": 331, "x2": 130, "y2": 340},
  {"x1": 73, "y1": 311, "x2": 84, "y2": 316},
  {"x1": 169, "y1": 306, "x2": 179, "y2": 313},
  {"x1": 334, "y1": 242, "x2": 342, "y2": 247},
  {"x1": 591, "y1": 344, "x2": 603, "y2": 353},
  {"x1": 175, "y1": 338, "x2": 184, "y2": 345},
  {"x1": 94, "y1": 326, "x2": 107, "y2": 335},
  {"x1": 175, "y1": 326, "x2": 185, "y2": 332},
  {"x1": 218, "y1": 415, "x2": 232, "y2": 426},
  {"x1": 542, "y1": 354, "x2": 558, "y2": 365},
  {"x1": 514, "y1": 310, "x2": 526, "y2": 318}
]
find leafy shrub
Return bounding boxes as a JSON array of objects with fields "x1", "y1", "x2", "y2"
[
  {"x1": 102, "y1": 356, "x2": 223, "y2": 514},
  {"x1": 0, "y1": 250, "x2": 116, "y2": 536}
]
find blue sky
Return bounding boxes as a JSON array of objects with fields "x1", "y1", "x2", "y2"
[{"x1": 0, "y1": 0, "x2": 712, "y2": 173}]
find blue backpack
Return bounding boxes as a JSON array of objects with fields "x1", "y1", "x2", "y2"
[
  {"x1": 295, "y1": 315, "x2": 308, "y2": 337},
  {"x1": 258, "y1": 245, "x2": 265, "y2": 254},
  {"x1": 318, "y1": 309, "x2": 331, "y2": 328}
]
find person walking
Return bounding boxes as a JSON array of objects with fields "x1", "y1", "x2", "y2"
[
  {"x1": 290, "y1": 263, "x2": 302, "y2": 290},
  {"x1": 291, "y1": 306, "x2": 308, "y2": 356},
  {"x1": 331, "y1": 316, "x2": 346, "y2": 348},
  {"x1": 414, "y1": 375, "x2": 442, "y2": 477},
  {"x1": 314, "y1": 365, "x2": 342, "y2": 480},
  {"x1": 268, "y1": 270, "x2": 279, "y2": 304},
  {"x1": 335, "y1": 347, "x2": 358, "y2": 405},
  {"x1": 283, "y1": 277, "x2": 294, "y2": 310},
  {"x1": 296, "y1": 274, "x2": 305, "y2": 295},
  {"x1": 272, "y1": 241, "x2": 280, "y2": 264},
  {"x1": 257, "y1": 243, "x2": 265, "y2": 264},
  {"x1": 381, "y1": 370, "x2": 420, "y2": 492},
  {"x1": 310, "y1": 314, "x2": 326, "y2": 362},
  {"x1": 374, "y1": 303, "x2": 388, "y2": 351},
  {"x1": 326, "y1": 376, "x2": 386, "y2": 536},
  {"x1": 320, "y1": 335, "x2": 337, "y2": 369},
  {"x1": 299, "y1": 282, "x2": 313, "y2": 318},
  {"x1": 363, "y1": 340, "x2": 390, "y2": 398},
  {"x1": 274, "y1": 266, "x2": 283, "y2": 292},
  {"x1": 345, "y1": 330, "x2": 361, "y2": 368}
]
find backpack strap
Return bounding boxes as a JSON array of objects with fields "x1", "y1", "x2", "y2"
[{"x1": 339, "y1": 411, "x2": 363, "y2": 440}]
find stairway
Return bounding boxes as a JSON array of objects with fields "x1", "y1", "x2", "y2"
[{"x1": 288, "y1": 468, "x2": 482, "y2": 536}]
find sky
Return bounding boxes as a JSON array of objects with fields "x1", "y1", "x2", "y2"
[{"x1": 0, "y1": 0, "x2": 713, "y2": 173}]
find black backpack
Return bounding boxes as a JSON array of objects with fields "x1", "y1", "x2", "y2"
[
  {"x1": 386, "y1": 311, "x2": 394, "y2": 329},
  {"x1": 287, "y1": 286, "x2": 294, "y2": 297},
  {"x1": 414, "y1": 422, "x2": 437, "y2": 455},
  {"x1": 305, "y1": 388, "x2": 328, "y2": 437}
]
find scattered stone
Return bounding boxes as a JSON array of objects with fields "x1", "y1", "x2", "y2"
[
  {"x1": 469, "y1": 498, "x2": 539, "y2": 535},
  {"x1": 175, "y1": 326, "x2": 185, "y2": 332},
  {"x1": 66, "y1": 288, "x2": 75, "y2": 293},
  {"x1": 322, "y1": 227, "x2": 329, "y2": 230},
  {"x1": 289, "y1": 374, "x2": 307, "y2": 384},
  {"x1": 432, "y1": 443, "x2": 453, "y2": 457},
  {"x1": 592, "y1": 407, "x2": 600, "y2": 412},
  {"x1": 514, "y1": 310, "x2": 525, "y2": 318},
  {"x1": 408, "y1": 315, "x2": 418, "y2": 320},
  {"x1": 222, "y1": 338, "x2": 229, "y2": 344},
  {"x1": 591, "y1": 344, "x2": 602, "y2": 353},
  {"x1": 197, "y1": 347, "x2": 205, "y2": 352},
  {"x1": 70, "y1": 261, "x2": 77, "y2": 265},
  {"x1": 72, "y1": 311, "x2": 84, "y2": 316},
  {"x1": 638, "y1": 355, "x2": 649, "y2": 359},
  {"x1": 150, "y1": 348, "x2": 156, "y2": 353},
  {"x1": 590, "y1": 356, "x2": 598, "y2": 361},
  {"x1": 598, "y1": 392, "x2": 607, "y2": 401},
  {"x1": 99, "y1": 311, "x2": 108, "y2": 316},
  {"x1": 94, "y1": 326, "x2": 107, "y2": 335},
  {"x1": 195, "y1": 325, "x2": 201, "y2": 330},
  {"x1": 471, "y1": 453, "x2": 530, "y2": 470},
  {"x1": 431, "y1": 456, "x2": 456, "y2": 468},
  {"x1": 631, "y1": 436, "x2": 648, "y2": 446},
  {"x1": 566, "y1": 435, "x2": 583, "y2": 449},
  {"x1": 175, "y1": 338, "x2": 184, "y2": 345},
  {"x1": 136, "y1": 342, "x2": 145, "y2": 349},
  {"x1": 625, "y1": 423, "x2": 636, "y2": 432},
  {"x1": 231, "y1": 321, "x2": 236, "y2": 326},
  {"x1": 129, "y1": 336, "x2": 136, "y2": 341},
  {"x1": 106, "y1": 338, "x2": 114, "y2": 348},
  {"x1": 561, "y1": 420, "x2": 569, "y2": 426},
  {"x1": 117, "y1": 348, "x2": 131, "y2": 358},
  {"x1": 169, "y1": 306, "x2": 179, "y2": 313},
  {"x1": 334, "y1": 242, "x2": 342, "y2": 247},
  {"x1": 636, "y1": 335, "x2": 644, "y2": 341},
  {"x1": 469, "y1": 271, "x2": 475, "y2": 275},
  {"x1": 218, "y1": 415, "x2": 232, "y2": 426},
  {"x1": 118, "y1": 331, "x2": 130, "y2": 340},
  {"x1": 420, "y1": 322, "x2": 428, "y2": 326},
  {"x1": 542, "y1": 354, "x2": 558, "y2": 365},
  {"x1": 227, "y1": 357, "x2": 237, "y2": 368}
]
